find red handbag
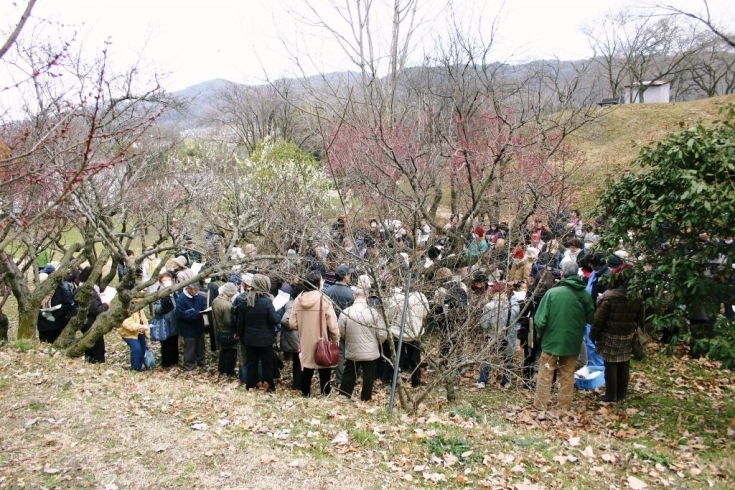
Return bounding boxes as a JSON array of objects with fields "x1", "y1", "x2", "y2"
[{"x1": 314, "y1": 297, "x2": 339, "y2": 367}]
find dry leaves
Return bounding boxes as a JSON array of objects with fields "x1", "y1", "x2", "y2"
[
  {"x1": 260, "y1": 454, "x2": 277, "y2": 465},
  {"x1": 331, "y1": 430, "x2": 349, "y2": 445},
  {"x1": 627, "y1": 475, "x2": 649, "y2": 489}
]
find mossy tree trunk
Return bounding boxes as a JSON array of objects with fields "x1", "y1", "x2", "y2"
[
  {"x1": 16, "y1": 299, "x2": 41, "y2": 340},
  {"x1": 0, "y1": 245, "x2": 84, "y2": 340}
]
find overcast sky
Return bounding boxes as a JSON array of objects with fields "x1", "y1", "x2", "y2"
[{"x1": 1, "y1": 0, "x2": 733, "y2": 92}]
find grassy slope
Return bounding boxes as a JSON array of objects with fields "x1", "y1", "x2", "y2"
[
  {"x1": 570, "y1": 94, "x2": 735, "y2": 209},
  {"x1": 0, "y1": 340, "x2": 732, "y2": 489}
]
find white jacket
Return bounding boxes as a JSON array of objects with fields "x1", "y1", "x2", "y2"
[
  {"x1": 386, "y1": 290, "x2": 429, "y2": 341},
  {"x1": 338, "y1": 300, "x2": 388, "y2": 361},
  {"x1": 481, "y1": 293, "x2": 520, "y2": 357}
]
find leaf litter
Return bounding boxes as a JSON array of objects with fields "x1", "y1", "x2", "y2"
[{"x1": 0, "y1": 340, "x2": 732, "y2": 488}]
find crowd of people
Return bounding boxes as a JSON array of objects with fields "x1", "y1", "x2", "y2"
[{"x1": 29, "y1": 210, "x2": 669, "y2": 409}]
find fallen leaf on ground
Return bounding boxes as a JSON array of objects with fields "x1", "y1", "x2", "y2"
[
  {"x1": 581, "y1": 445, "x2": 595, "y2": 459},
  {"x1": 627, "y1": 475, "x2": 648, "y2": 489},
  {"x1": 331, "y1": 430, "x2": 349, "y2": 445},
  {"x1": 422, "y1": 471, "x2": 446, "y2": 482}
]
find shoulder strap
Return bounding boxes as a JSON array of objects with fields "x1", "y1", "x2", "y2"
[
  {"x1": 319, "y1": 296, "x2": 325, "y2": 339},
  {"x1": 564, "y1": 284, "x2": 586, "y2": 304}
]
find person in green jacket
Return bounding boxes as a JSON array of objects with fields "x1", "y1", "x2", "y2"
[
  {"x1": 533, "y1": 259, "x2": 594, "y2": 410},
  {"x1": 463, "y1": 226, "x2": 489, "y2": 267}
]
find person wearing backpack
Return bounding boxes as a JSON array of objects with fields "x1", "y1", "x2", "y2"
[{"x1": 533, "y1": 260, "x2": 594, "y2": 411}]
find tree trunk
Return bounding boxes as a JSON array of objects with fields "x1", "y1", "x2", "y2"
[
  {"x1": 16, "y1": 302, "x2": 39, "y2": 340},
  {"x1": 428, "y1": 187, "x2": 442, "y2": 219},
  {"x1": 445, "y1": 373, "x2": 458, "y2": 403},
  {"x1": 54, "y1": 285, "x2": 92, "y2": 349},
  {"x1": 65, "y1": 307, "x2": 127, "y2": 358},
  {"x1": 450, "y1": 178, "x2": 458, "y2": 215}
]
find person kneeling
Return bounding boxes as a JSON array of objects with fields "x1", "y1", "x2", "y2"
[{"x1": 118, "y1": 305, "x2": 150, "y2": 371}]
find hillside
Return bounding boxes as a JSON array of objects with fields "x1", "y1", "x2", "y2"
[{"x1": 571, "y1": 95, "x2": 735, "y2": 207}]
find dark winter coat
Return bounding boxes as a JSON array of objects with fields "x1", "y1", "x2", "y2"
[
  {"x1": 590, "y1": 286, "x2": 644, "y2": 341},
  {"x1": 75, "y1": 286, "x2": 108, "y2": 333},
  {"x1": 153, "y1": 293, "x2": 178, "y2": 335},
  {"x1": 175, "y1": 292, "x2": 207, "y2": 338},
  {"x1": 37, "y1": 281, "x2": 76, "y2": 332},
  {"x1": 236, "y1": 295, "x2": 284, "y2": 347},
  {"x1": 589, "y1": 265, "x2": 611, "y2": 305},
  {"x1": 324, "y1": 282, "x2": 354, "y2": 318}
]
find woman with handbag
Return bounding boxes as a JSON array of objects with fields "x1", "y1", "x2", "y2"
[
  {"x1": 290, "y1": 270, "x2": 340, "y2": 397},
  {"x1": 235, "y1": 274, "x2": 285, "y2": 392},
  {"x1": 118, "y1": 301, "x2": 151, "y2": 371},
  {"x1": 213, "y1": 282, "x2": 239, "y2": 378}
]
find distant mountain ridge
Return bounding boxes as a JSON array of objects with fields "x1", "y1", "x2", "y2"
[{"x1": 167, "y1": 72, "x2": 362, "y2": 128}]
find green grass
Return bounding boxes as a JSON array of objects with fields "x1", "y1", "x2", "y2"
[
  {"x1": 422, "y1": 433, "x2": 482, "y2": 464},
  {"x1": 450, "y1": 405, "x2": 483, "y2": 423},
  {"x1": 14, "y1": 339, "x2": 35, "y2": 351},
  {"x1": 631, "y1": 446, "x2": 672, "y2": 467},
  {"x1": 351, "y1": 427, "x2": 378, "y2": 446},
  {"x1": 570, "y1": 94, "x2": 735, "y2": 208},
  {"x1": 28, "y1": 400, "x2": 47, "y2": 411}
]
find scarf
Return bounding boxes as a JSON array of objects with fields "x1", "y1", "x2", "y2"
[{"x1": 246, "y1": 274, "x2": 272, "y2": 307}]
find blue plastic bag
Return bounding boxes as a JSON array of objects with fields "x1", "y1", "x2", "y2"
[
  {"x1": 143, "y1": 348, "x2": 156, "y2": 369},
  {"x1": 584, "y1": 324, "x2": 605, "y2": 367}
]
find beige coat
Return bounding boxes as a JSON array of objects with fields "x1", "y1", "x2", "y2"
[
  {"x1": 290, "y1": 290, "x2": 340, "y2": 369},
  {"x1": 508, "y1": 258, "x2": 533, "y2": 291},
  {"x1": 338, "y1": 299, "x2": 387, "y2": 361},
  {"x1": 386, "y1": 290, "x2": 429, "y2": 341}
]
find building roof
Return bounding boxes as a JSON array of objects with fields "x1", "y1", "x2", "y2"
[{"x1": 623, "y1": 80, "x2": 670, "y2": 88}]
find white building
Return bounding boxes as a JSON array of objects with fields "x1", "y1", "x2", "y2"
[{"x1": 623, "y1": 81, "x2": 671, "y2": 104}]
